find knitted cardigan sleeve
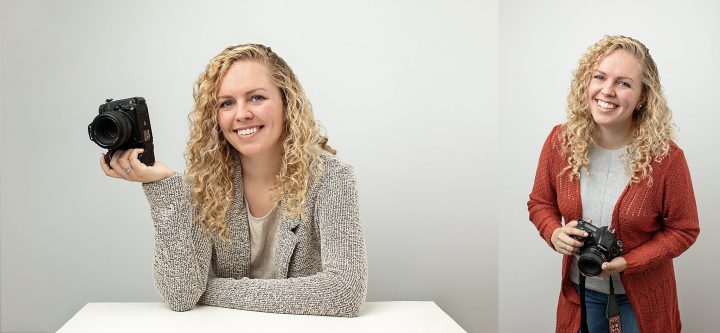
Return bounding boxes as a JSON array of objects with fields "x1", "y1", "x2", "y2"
[
  {"x1": 622, "y1": 148, "x2": 700, "y2": 273},
  {"x1": 528, "y1": 125, "x2": 564, "y2": 249},
  {"x1": 143, "y1": 174, "x2": 212, "y2": 312},
  {"x1": 198, "y1": 162, "x2": 367, "y2": 317}
]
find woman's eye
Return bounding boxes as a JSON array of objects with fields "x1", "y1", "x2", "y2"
[
  {"x1": 593, "y1": 74, "x2": 605, "y2": 80},
  {"x1": 249, "y1": 95, "x2": 267, "y2": 103},
  {"x1": 219, "y1": 100, "x2": 234, "y2": 109},
  {"x1": 617, "y1": 81, "x2": 630, "y2": 88}
]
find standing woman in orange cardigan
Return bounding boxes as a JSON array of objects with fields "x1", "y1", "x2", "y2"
[{"x1": 528, "y1": 35, "x2": 699, "y2": 333}]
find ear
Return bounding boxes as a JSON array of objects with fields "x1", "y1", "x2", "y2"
[{"x1": 637, "y1": 94, "x2": 647, "y2": 110}]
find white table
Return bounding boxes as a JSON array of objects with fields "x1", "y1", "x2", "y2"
[{"x1": 57, "y1": 301, "x2": 466, "y2": 333}]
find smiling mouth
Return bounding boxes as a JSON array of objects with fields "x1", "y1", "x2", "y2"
[
  {"x1": 596, "y1": 99, "x2": 618, "y2": 110},
  {"x1": 234, "y1": 126, "x2": 262, "y2": 136}
]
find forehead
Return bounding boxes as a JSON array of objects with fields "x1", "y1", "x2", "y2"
[
  {"x1": 216, "y1": 61, "x2": 275, "y2": 95},
  {"x1": 595, "y1": 49, "x2": 642, "y2": 78}
]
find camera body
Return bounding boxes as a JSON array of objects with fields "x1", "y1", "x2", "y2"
[
  {"x1": 88, "y1": 97, "x2": 155, "y2": 166},
  {"x1": 574, "y1": 219, "x2": 623, "y2": 277}
]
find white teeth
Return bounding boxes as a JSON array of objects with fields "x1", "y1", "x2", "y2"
[
  {"x1": 597, "y1": 100, "x2": 618, "y2": 110},
  {"x1": 237, "y1": 127, "x2": 258, "y2": 136}
]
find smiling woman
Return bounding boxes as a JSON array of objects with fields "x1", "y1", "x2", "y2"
[
  {"x1": 99, "y1": 44, "x2": 367, "y2": 316},
  {"x1": 587, "y1": 50, "x2": 645, "y2": 149},
  {"x1": 527, "y1": 35, "x2": 699, "y2": 333},
  {"x1": 215, "y1": 62, "x2": 285, "y2": 161}
]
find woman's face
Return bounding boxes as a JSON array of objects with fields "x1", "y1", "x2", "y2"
[
  {"x1": 216, "y1": 61, "x2": 285, "y2": 159},
  {"x1": 587, "y1": 49, "x2": 645, "y2": 134}
]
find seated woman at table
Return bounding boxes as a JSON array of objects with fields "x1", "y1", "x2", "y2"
[{"x1": 100, "y1": 44, "x2": 368, "y2": 317}]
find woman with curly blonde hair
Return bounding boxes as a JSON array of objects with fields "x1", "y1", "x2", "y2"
[
  {"x1": 528, "y1": 35, "x2": 699, "y2": 333},
  {"x1": 100, "y1": 43, "x2": 367, "y2": 316}
]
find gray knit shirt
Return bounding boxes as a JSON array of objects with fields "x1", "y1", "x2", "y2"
[
  {"x1": 142, "y1": 152, "x2": 368, "y2": 316},
  {"x1": 571, "y1": 144, "x2": 629, "y2": 294}
]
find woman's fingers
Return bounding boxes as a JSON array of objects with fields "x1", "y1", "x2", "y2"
[
  {"x1": 552, "y1": 222, "x2": 590, "y2": 255},
  {"x1": 99, "y1": 148, "x2": 173, "y2": 183},
  {"x1": 128, "y1": 149, "x2": 146, "y2": 170},
  {"x1": 108, "y1": 150, "x2": 127, "y2": 178},
  {"x1": 108, "y1": 150, "x2": 123, "y2": 173},
  {"x1": 100, "y1": 153, "x2": 121, "y2": 178},
  {"x1": 557, "y1": 240, "x2": 575, "y2": 255},
  {"x1": 559, "y1": 230, "x2": 584, "y2": 249},
  {"x1": 553, "y1": 229, "x2": 574, "y2": 254},
  {"x1": 102, "y1": 149, "x2": 138, "y2": 180},
  {"x1": 552, "y1": 227, "x2": 574, "y2": 254},
  {"x1": 117, "y1": 149, "x2": 134, "y2": 177},
  {"x1": 562, "y1": 220, "x2": 588, "y2": 248},
  {"x1": 556, "y1": 240, "x2": 577, "y2": 255}
]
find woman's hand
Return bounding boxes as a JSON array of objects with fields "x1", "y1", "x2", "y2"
[
  {"x1": 599, "y1": 256, "x2": 627, "y2": 277},
  {"x1": 100, "y1": 148, "x2": 175, "y2": 183},
  {"x1": 551, "y1": 220, "x2": 588, "y2": 256}
]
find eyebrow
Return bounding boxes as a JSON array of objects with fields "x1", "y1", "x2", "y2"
[
  {"x1": 594, "y1": 70, "x2": 635, "y2": 82},
  {"x1": 216, "y1": 88, "x2": 269, "y2": 99}
]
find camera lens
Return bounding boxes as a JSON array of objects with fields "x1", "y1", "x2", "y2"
[
  {"x1": 89, "y1": 111, "x2": 132, "y2": 149},
  {"x1": 578, "y1": 247, "x2": 607, "y2": 277}
]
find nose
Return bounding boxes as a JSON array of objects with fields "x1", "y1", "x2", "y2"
[
  {"x1": 601, "y1": 81, "x2": 616, "y2": 97},
  {"x1": 233, "y1": 103, "x2": 253, "y2": 121}
]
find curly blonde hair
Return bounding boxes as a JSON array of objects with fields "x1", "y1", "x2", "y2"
[
  {"x1": 185, "y1": 44, "x2": 334, "y2": 238},
  {"x1": 562, "y1": 35, "x2": 674, "y2": 185}
]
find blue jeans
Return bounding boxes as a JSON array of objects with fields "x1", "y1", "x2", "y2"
[{"x1": 574, "y1": 284, "x2": 640, "y2": 333}]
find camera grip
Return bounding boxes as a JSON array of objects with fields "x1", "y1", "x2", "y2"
[{"x1": 139, "y1": 142, "x2": 156, "y2": 166}]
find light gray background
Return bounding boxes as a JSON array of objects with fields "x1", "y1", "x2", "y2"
[
  {"x1": 0, "y1": 0, "x2": 498, "y2": 332},
  {"x1": 500, "y1": 0, "x2": 720, "y2": 332},
  {"x1": 4, "y1": 0, "x2": 719, "y2": 333}
]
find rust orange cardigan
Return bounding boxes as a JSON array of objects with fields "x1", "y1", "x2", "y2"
[{"x1": 528, "y1": 125, "x2": 700, "y2": 333}]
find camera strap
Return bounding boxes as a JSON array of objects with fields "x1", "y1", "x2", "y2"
[
  {"x1": 578, "y1": 275, "x2": 623, "y2": 333},
  {"x1": 579, "y1": 274, "x2": 590, "y2": 333},
  {"x1": 607, "y1": 278, "x2": 622, "y2": 333}
]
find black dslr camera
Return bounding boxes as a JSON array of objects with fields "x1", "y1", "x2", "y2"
[
  {"x1": 574, "y1": 220, "x2": 623, "y2": 277},
  {"x1": 88, "y1": 97, "x2": 155, "y2": 166}
]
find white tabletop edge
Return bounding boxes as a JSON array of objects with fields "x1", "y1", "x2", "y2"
[{"x1": 57, "y1": 301, "x2": 466, "y2": 333}]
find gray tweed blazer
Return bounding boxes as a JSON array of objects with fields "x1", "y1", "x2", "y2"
[{"x1": 142, "y1": 152, "x2": 367, "y2": 317}]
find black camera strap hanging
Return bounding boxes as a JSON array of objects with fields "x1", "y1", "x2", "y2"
[
  {"x1": 579, "y1": 274, "x2": 590, "y2": 333},
  {"x1": 578, "y1": 275, "x2": 623, "y2": 333}
]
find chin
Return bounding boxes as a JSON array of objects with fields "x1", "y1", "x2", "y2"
[{"x1": 590, "y1": 109, "x2": 615, "y2": 123}]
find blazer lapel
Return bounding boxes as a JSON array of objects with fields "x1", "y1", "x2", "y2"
[
  {"x1": 275, "y1": 214, "x2": 301, "y2": 278},
  {"x1": 229, "y1": 153, "x2": 250, "y2": 278}
]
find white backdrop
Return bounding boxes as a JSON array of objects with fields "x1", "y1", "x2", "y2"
[
  {"x1": 499, "y1": 0, "x2": 720, "y2": 332},
  {"x1": 0, "y1": 0, "x2": 498, "y2": 332},
  {"x1": 6, "y1": 1, "x2": 717, "y2": 332}
]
